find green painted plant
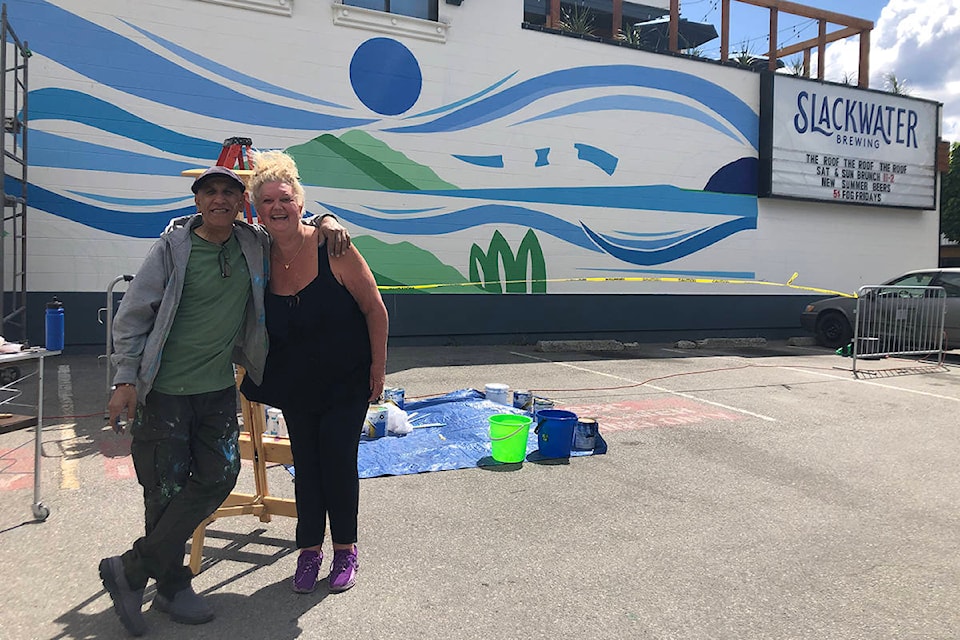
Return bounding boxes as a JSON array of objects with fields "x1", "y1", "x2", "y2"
[{"x1": 469, "y1": 229, "x2": 547, "y2": 293}]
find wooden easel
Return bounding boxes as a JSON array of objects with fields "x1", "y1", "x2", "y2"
[{"x1": 188, "y1": 368, "x2": 296, "y2": 574}]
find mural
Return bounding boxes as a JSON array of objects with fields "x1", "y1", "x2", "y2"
[{"x1": 13, "y1": 0, "x2": 761, "y2": 295}]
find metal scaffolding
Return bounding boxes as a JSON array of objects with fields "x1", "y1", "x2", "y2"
[{"x1": 0, "y1": 3, "x2": 28, "y2": 343}]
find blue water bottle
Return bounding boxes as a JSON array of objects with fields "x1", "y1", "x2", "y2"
[{"x1": 45, "y1": 297, "x2": 65, "y2": 351}]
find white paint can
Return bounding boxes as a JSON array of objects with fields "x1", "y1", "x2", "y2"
[{"x1": 484, "y1": 383, "x2": 510, "y2": 406}]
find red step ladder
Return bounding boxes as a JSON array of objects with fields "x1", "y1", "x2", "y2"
[{"x1": 216, "y1": 137, "x2": 255, "y2": 223}]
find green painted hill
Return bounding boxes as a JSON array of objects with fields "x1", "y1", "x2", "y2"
[
  {"x1": 353, "y1": 235, "x2": 485, "y2": 294},
  {"x1": 287, "y1": 130, "x2": 457, "y2": 191}
]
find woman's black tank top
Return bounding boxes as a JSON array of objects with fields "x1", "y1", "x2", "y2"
[{"x1": 243, "y1": 245, "x2": 371, "y2": 410}]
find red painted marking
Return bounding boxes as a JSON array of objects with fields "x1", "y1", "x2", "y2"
[
  {"x1": 0, "y1": 447, "x2": 34, "y2": 490},
  {"x1": 562, "y1": 398, "x2": 741, "y2": 433},
  {"x1": 97, "y1": 439, "x2": 255, "y2": 481},
  {"x1": 100, "y1": 437, "x2": 135, "y2": 480}
]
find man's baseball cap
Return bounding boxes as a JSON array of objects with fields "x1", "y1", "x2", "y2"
[{"x1": 191, "y1": 166, "x2": 245, "y2": 194}]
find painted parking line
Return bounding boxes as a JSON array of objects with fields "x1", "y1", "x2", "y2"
[
  {"x1": 563, "y1": 398, "x2": 741, "y2": 433},
  {"x1": 511, "y1": 351, "x2": 777, "y2": 422},
  {"x1": 58, "y1": 364, "x2": 79, "y2": 490},
  {"x1": 779, "y1": 365, "x2": 960, "y2": 401},
  {"x1": 0, "y1": 446, "x2": 33, "y2": 490}
]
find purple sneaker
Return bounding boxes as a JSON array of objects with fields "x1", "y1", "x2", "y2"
[
  {"x1": 328, "y1": 546, "x2": 358, "y2": 593},
  {"x1": 292, "y1": 549, "x2": 323, "y2": 594}
]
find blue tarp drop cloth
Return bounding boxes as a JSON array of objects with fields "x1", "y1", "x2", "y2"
[{"x1": 288, "y1": 389, "x2": 608, "y2": 479}]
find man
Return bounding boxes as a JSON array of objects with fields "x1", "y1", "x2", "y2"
[{"x1": 100, "y1": 166, "x2": 350, "y2": 636}]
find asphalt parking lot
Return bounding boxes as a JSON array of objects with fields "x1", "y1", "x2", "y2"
[{"x1": 2, "y1": 341, "x2": 959, "y2": 640}]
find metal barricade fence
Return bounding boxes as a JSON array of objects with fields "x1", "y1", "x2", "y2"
[{"x1": 852, "y1": 285, "x2": 946, "y2": 375}]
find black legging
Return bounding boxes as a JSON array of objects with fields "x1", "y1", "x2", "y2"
[{"x1": 283, "y1": 399, "x2": 367, "y2": 549}]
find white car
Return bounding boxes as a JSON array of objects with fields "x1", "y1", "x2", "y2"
[{"x1": 800, "y1": 268, "x2": 960, "y2": 349}]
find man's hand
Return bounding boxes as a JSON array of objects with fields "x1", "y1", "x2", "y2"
[
  {"x1": 107, "y1": 384, "x2": 137, "y2": 433},
  {"x1": 317, "y1": 215, "x2": 351, "y2": 257}
]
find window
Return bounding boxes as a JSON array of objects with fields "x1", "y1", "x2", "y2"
[
  {"x1": 332, "y1": 1, "x2": 449, "y2": 43},
  {"x1": 523, "y1": 1, "x2": 671, "y2": 41},
  {"x1": 344, "y1": 0, "x2": 438, "y2": 21},
  {"x1": 936, "y1": 273, "x2": 960, "y2": 297},
  {"x1": 197, "y1": 0, "x2": 292, "y2": 16},
  {"x1": 888, "y1": 272, "x2": 936, "y2": 287}
]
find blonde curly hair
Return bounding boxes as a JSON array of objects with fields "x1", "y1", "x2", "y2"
[{"x1": 248, "y1": 149, "x2": 305, "y2": 207}]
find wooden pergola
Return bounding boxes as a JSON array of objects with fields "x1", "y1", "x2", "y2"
[{"x1": 546, "y1": 0, "x2": 874, "y2": 87}]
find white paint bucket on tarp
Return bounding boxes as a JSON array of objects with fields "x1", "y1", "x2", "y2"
[{"x1": 484, "y1": 383, "x2": 510, "y2": 405}]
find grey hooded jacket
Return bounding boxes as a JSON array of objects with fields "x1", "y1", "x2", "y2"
[{"x1": 110, "y1": 214, "x2": 270, "y2": 402}]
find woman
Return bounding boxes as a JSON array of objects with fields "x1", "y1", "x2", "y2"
[{"x1": 240, "y1": 150, "x2": 388, "y2": 594}]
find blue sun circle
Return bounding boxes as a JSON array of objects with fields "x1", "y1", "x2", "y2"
[{"x1": 349, "y1": 38, "x2": 422, "y2": 116}]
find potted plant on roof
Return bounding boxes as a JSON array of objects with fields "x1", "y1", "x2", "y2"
[{"x1": 558, "y1": 2, "x2": 596, "y2": 36}]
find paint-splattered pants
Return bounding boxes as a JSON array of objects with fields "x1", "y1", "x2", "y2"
[{"x1": 121, "y1": 387, "x2": 240, "y2": 597}]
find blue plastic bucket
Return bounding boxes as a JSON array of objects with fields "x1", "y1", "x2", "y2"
[{"x1": 535, "y1": 409, "x2": 577, "y2": 459}]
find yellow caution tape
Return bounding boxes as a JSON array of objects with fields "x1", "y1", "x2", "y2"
[{"x1": 377, "y1": 271, "x2": 856, "y2": 298}]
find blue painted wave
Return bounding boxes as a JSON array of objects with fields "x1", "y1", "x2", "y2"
[
  {"x1": 12, "y1": 178, "x2": 192, "y2": 238},
  {"x1": 407, "y1": 72, "x2": 518, "y2": 119},
  {"x1": 121, "y1": 20, "x2": 347, "y2": 109},
  {"x1": 31, "y1": 89, "x2": 220, "y2": 159},
  {"x1": 318, "y1": 201, "x2": 601, "y2": 252},
  {"x1": 31, "y1": 130, "x2": 200, "y2": 175},
  {"x1": 590, "y1": 227, "x2": 707, "y2": 249},
  {"x1": 410, "y1": 185, "x2": 757, "y2": 217},
  {"x1": 574, "y1": 143, "x2": 618, "y2": 176},
  {"x1": 366, "y1": 206, "x2": 446, "y2": 215},
  {"x1": 521, "y1": 95, "x2": 745, "y2": 145},
  {"x1": 580, "y1": 267, "x2": 756, "y2": 278},
  {"x1": 453, "y1": 154, "x2": 505, "y2": 168},
  {"x1": 581, "y1": 217, "x2": 756, "y2": 265},
  {"x1": 10, "y1": 1, "x2": 374, "y2": 131},
  {"x1": 68, "y1": 191, "x2": 191, "y2": 207},
  {"x1": 612, "y1": 229, "x2": 685, "y2": 236},
  {"x1": 384, "y1": 65, "x2": 758, "y2": 149}
]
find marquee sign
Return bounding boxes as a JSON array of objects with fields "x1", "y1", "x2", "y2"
[{"x1": 760, "y1": 74, "x2": 939, "y2": 209}]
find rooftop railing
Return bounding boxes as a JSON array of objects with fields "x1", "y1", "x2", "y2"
[{"x1": 543, "y1": 0, "x2": 874, "y2": 87}]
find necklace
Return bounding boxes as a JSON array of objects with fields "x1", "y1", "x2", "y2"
[{"x1": 276, "y1": 233, "x2": 307, "y2": 270}]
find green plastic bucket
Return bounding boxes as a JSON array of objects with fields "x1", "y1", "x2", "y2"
[{"x1": 488, "y1": 414, "x2": 533, "y2": 463}]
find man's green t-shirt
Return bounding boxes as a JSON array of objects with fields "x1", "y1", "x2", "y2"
[{"x1": 152, "y1": 232, "x2": 251, "y2": 395}]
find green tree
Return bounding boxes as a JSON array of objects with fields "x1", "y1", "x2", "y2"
[{"x1": 941, "y1": 142, "x2": 960, "y2": 242}]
